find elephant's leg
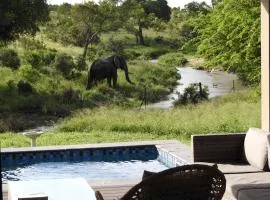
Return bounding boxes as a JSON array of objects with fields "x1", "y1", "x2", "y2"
[
  {"x1": 112, "y1": 71, "x2": 118, "y2": 88},
  {"x1": 86, "y1": 77, "x2": 94, "y2": 89},
  {"x1": 107, "y1": 77, "x2": 112, "y2": 87},
  {"x1": 112, "y1": 76, "x2": 117, "y2": 88}
]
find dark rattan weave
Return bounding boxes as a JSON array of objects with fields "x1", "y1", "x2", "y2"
[{"x1": 96, "y1": 164, "x2": 226, "y2": 200}]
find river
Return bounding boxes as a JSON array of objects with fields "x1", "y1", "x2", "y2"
[{"x1": 148, "y1": 66, "x2": 243, "y2": 109}]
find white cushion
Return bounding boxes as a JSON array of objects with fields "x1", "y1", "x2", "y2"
[
  {"x1": 267, "y1": 134, "x2": 270, "y2": 169},
  {"x1": 244, "y1": 128, "x2": 270, "y2": 170}
]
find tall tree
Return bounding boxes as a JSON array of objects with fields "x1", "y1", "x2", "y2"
[
  {"x1": 183, "y1": 2, "x2": 211, "y2": 16},
  {"x1": 168, "y1": 2, "x2": 210, "y2": 52},
  {"x1": 144, "y1": 0, "x2": 171, "y2": 21},
  {"x1": 72, "y1": 0, "x2": 119, "y2": 60},
  {"x1": 122, "y1": 0, "x2": 171, "y2": 45},
  {"x1": 0, "y1": 0, "x2": 49, "y2": 42}
]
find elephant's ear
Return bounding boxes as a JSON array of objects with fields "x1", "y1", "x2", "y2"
[{"x1": 113, "y1": 56, "x2": 121, "y2": 68}]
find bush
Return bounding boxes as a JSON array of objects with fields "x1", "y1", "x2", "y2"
[
  {"x1": 17, "y1": 80, "x2": 34, "y2": 94},
  {"x1": 174, "y1": 83, "x2": 209, "y2": 106},
  {"x1": 106, "y1": 36, "x2": 124, "y2": 55},
  {"x1": 24, "y1": 51, "x2": 43, "y2": 68},
  {"x1": 42, "y1": 50, "x2": 57, "y2": 65},
  {"x1": 25, "y1": 50, "x2": 57, "y2": 68},
  {"x1": 18, "y1": 65, "x2": 41, "y2": 83},
  {"x1": 158, "y1": 52, "x2": 188, "y2": 67},
  {"x1": 19, "y1": 36, "x2": 46, "y2": 50},
  {"x1": 75, "y1": 56, "x2": 86, "y2": 71},
  {"x1": 16, "y1": 95, "x2": 44, "y2": 113},
  {"x1": 62, "y1": 88, "x2": 80, "y2": 104},
  {"x1": 54, "y1": 53, "x2": 74, "y2": 77},
  {"x1": 124, "y1": 46, "x2": 169, "y2": 60},
  {"x1": 70, "y1": 68, "x2": 82, "y2": 79},
  {"x1": 0, "y1": 49, "x2": 20, "y2": 69},
  {"x1": 7, "y1": 80, "x2": 16, "y2": 91}
]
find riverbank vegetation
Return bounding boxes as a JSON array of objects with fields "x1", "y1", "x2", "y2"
[
  {"x1": 0, "y1": 0, "x2": 261, "y2": 146},
  {"x1": 0, "y1": 89, "x2": 260, "y2": 147}
]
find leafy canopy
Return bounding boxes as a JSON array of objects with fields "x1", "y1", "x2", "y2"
[{"x1": 0, "y1": 0, "x2": 49, "y2": 42}]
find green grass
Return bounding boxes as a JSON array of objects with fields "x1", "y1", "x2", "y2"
[
  {"x1": 158, "y1": 52, "x2": 188, "y2": 67},
  {"x1": 124, "y1": 45, "x2": 171, "y2": 60},
  {"x1": 0, "y1": 90, "x2": 260, "y2": 147},
  {"x1": 0, "y1": 57, "x2": 179, "y2": 132}
]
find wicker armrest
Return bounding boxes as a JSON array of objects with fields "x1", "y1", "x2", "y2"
[
  {"x1": 191, "y1": 133, "x2": 246, "y2": 163},
  {"x1": 95, "y1": 191, "x2": 105, "y2": 200}
]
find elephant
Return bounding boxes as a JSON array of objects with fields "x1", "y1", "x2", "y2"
[{"x1": 86, "y1": 55, "x2": 133, "y2": 89}]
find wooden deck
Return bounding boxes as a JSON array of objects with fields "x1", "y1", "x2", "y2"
[{"x1": 2, "y1": 184, "x2": 135, "y2": 200}]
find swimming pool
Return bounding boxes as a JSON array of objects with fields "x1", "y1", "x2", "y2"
[
  {"x1": 2, "y1": 160, "x2": 167, "y2": 183},
  {"x1": 1, "y1": 142, "x2": 188, "y2": 183}
]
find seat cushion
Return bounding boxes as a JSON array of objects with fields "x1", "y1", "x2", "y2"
[
  {"x1": 195, "y1": 162, "x2": 263, "y2": 174},
  {"x1": 217, "y1": 163, "x2": 263, "y2": 174},
  {"x1": 225, "y1": 172, "x2": 270, "y2": 200},
  {"x1": 244, "y1": 128, "x2": 270, "y2": 170}
]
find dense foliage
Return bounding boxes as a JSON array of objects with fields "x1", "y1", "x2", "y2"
[
  {"x1": 168, "y1": 0, "x2": 260, "y2": 84},
  {"x1": 0, "y1": 0, "x2": 49, "y2": 42},
  {"x1": 0, "y1": 49, "x2": 20, "y2": 69},
  {"x1": 174, "y1": 83, "x2": 209, "y2": 106},
  {"x1": 198, "y1": 0, "x2": 260, "y2": 84}
]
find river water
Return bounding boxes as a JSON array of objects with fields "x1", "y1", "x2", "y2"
[{"x1": 148, "y1": 67, "x2": 243, "y2": 109}]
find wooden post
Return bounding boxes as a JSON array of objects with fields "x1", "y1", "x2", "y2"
[
  {"x1": 199, "y1": 82, "x2": 203, "y2": 96},
  {"x1": 144, "y1": 86, "x2": 147, "y2": 109}
]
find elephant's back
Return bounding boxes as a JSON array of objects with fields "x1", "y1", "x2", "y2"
[
  {"x1": 89, "y1": 59, "x2": 113, "y2": 80},
  {"x1": 90, "y1": 59, "x2": 110, "y2": 70}
]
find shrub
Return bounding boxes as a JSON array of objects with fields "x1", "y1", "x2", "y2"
[
  {"x1": 7, "y1": 80, "x2": 16, "y2": 91},
  {"x1": 19, "y1": 36, "x2": 46, "y2": 50},
  {"x1": 124, "y1": 46, "x2": 169, "y2": 60},
  {"x1": 70, "y1": 68, "x2": 82, "y2": 79},
  {"x1": 106, "y1": 36, "x2": 124, "y2": 55},
  {"x1": 42, "y1": 50, "x2": 57, "y2": 65},
  {"x1": 75, "y1": 56, "x2": 86, "y2": 71},
  {"x1": 24, "y1": 51, "x2": 43, "y2": 68},
  {"x1": 16, "y1": 95, "x2": 44, "y2": 113},
  {"x1": 62, "y1": 88, "x2": 80, "y2": 104},
  {"x1": 54, "y1": 53, "x2": 74, "y2": 77},
  {"x1": 17, "y1": 80, "x2": 34, "y2": 94},
  {"x1": 158, "y1": 52, "x2": 188, "y2": 67},
  {"x1": 174, "y1": 83, "x2": 209, "y2": 106},
  {"x1": 0, "y1": 49, "x2": 20, "y2": 69},
  {"x1": 18, "y1": 65, "x2": 41, "y2": 83}
]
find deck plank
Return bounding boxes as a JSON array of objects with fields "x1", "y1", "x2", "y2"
[{"x1": 2, "y1": 184, "x2": 134, "y2": 200}]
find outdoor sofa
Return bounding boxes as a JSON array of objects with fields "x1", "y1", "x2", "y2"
[{"x1": 192, "y1": 128, "x2": 270, "y2": 200}]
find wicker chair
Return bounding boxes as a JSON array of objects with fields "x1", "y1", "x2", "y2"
[{"x1": 95, "y1": 164, "x2": 226, "y2": 200}]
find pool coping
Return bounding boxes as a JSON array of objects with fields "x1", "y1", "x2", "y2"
[{"x1": 1, "y1": 140, "x2": 191, "y2": 191}]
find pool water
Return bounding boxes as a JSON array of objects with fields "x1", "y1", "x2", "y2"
[{"x1": 2, "y1": 160, "x2": 168, "y2": 183}]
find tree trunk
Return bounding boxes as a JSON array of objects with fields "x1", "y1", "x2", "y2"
[
  {"x1": 82, "y1": 32, "x2": 97, "y2": 61},
  {"x1": 138, "y1": 19, "x2": 145, "y2": 45},
  {"x1": 82, "y1": 33, "x2": 91, "y2": 61},
  {"x1": 82, "y1": 42, "x2": 89, "y2": 61},
  {"x1": 135, "y1": 32, "x2": 139, "y2": 44}
]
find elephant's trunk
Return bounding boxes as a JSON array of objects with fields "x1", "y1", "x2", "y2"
[
  {"x1": 122, "y1": 59, "x2": 133, "y2": 84},
  {"x1": 125, "y1": 70, "x2": 133, "y2": 84}
]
